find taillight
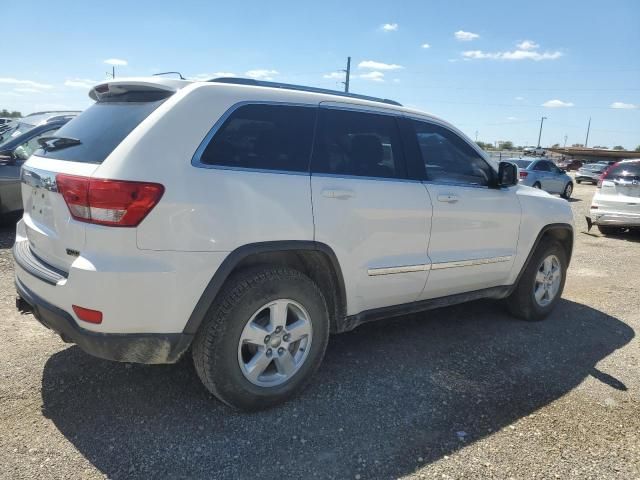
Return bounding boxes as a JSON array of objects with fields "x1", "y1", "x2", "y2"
[
  {"x1": 56, "y1": 174, "x2": 164, "y2": 227},
  {"x1": 72, "y1": 305, "x2": 103, "y2": 324},
  {"x1": 597, "y1": 162, "x2": 618, "y2": 188},
  {"x1": 519, "y1": 171, "x2": 528, "y2": 178}
]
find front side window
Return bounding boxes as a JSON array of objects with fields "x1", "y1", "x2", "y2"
[
  {"x1": 199, "y1": 104, "x2": 316, "y2": 172},
  {"x1": 411, "y1": 120, "x2": 493, "y2": 186},
  {"x1": 312, "y1": 108, "x2": 405, "y2": 179}
]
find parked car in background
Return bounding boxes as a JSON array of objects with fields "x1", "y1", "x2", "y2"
[
  {"x1": 523, "y1": 146, "x2": 546, "y2": 156},
  {"x1": 557, "y1": 158, "x2": 584, "y2": 171},
  {"x1": 588, "y1": 160, "x2": 640, "y2": 235},
  {"x1": 0, "y1": 116, "x2": 77, "y2": 219},
  {"x1": 13, "y1": 76, "x2": 574, "y2": 410},
  {"x1": 0, "y1": 118, "x2": 16, "y2": 137},
  {"x1": 575, "y1": 163, "x2": 607, "y2": 184},
  {"x1": 513, "y1": 158, "x2": 573, "y2": 198},
  {"x1": 0, "y1": 111, "x2": 79, "y2": 144}
]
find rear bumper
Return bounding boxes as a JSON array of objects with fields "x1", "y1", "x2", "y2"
[
  {"x1": 16, "y1": 278, "x2": 192, "y2": 364},
  {"x1": 589, "y1": 209, "x2": 640, "y2": 227}
]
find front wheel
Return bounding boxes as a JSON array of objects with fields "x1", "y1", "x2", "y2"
[
  {"x1": 576, "y1": 179, "x2": 582, "y2": 184},
  {"x1": 561, "y1": 182, "x2": 573, "y2": 199},
  {"x1": 533, "y1": 182, "x2": 542, "y2": 189},
  {"x1": 192, "y1": 266, "x2": 330, "y2": 411},
  {"x1": 506, "y1": 238, "x2": 567, "y2": 321}
]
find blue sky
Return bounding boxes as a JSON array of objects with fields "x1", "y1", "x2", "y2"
[{"x1": 2, "y1": 0, "x2": 639, "y2": 148}]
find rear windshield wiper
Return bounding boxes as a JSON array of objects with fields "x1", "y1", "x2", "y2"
[{"x1": 38, "y1": 136, "x2": 82, "y2": 152}]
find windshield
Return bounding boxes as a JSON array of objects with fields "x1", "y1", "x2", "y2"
[
  {"x1": 36, "y1": 99, "x2": 166, "y2": 163},
  {"x1": 0, "y1": 121, "x2": 36, "y2": 148}
]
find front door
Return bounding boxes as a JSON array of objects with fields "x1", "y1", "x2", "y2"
[{"x1": 402, "y1": 118, "x2": 521, "y2": 300}]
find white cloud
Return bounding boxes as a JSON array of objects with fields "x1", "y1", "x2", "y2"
[
  {"x1": 358, "y1": 60, "x2": 404, "y2": 70},
  {"x1": 358, "y1": 71, "x2": 385, "y2": 82},
  {"x1": 13, "y1": 87, "x2": 43, "y2": 93},
  {"x1": 323, "y1": 72, "x2": 344, "y2": 79},
  {"x1": 462, "y1": 44, "x2": 562, "y2": 61},
  {"x1": 542, "y1": 99, "x2": 574, "y2": 108},
  {"x1": 64, "y1": 78, "x2": 99, "y2": 89},
  {"x1": 517, "y1": 40, "x2": 539, "y2": 51},
  {"x1": 245, "y1": 69, "x2": 279, "y2": 80},
  {"x1": 0, "y1": 77, "x2": 53, "y2": 89},
  {"x1": 610, "y1": 101, "x2": 638, "y2": 109},
  {"x1": 421, "y1": 43, "x2": 431, "y2": 49},
  {"x1": 507, "y1": 116, "x2": 518, "y2": 120},
  {"x1": 104, "y1": 58, "x2": 128, "y2": 66},
  {"x1": 381, "y1": 23, "x2": 398, "y2": 32},
  {"x1": 455, "y1": 30, "x2": 480, "y2": 41},
  {"x1": 392, "y1": 78, "x2": 401, "y2": 83},
  {"x1": 515, "y1": 96, "x2": 525, "y2": 100}
]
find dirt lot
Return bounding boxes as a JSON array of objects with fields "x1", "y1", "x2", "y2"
[{"x1": 1, "y1": 180, "x2": 638, "y2": 480}]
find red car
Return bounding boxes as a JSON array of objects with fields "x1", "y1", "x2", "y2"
[{"x1": 557, "y1": 159, "x2": 584, "y2": 171}]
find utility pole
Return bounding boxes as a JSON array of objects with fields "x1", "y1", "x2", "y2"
[
  {"x1": 342, "y1": 57, "x2": 351, "y2": 93},
  {"x1": 537, "y1": 116, "x2": 547, "y2": 148},
  {"x1": 563, "y1": 134, "x2": 568, "y2": 148},
  {"x1": 584, "y1": 117, "x2": 591, "y2": 147},
  {"x1": 113, "y1": 66, "x2": 115, "y2": 79},
  {"x1": 475, "y1": 130, "x2": 478, "y2": 142}
]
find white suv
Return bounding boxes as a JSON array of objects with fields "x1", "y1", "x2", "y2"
[
  {"x1": 588, "y1": 159, "x2": 640, "y2": 235},
  {"x1": 13, "y1": 77, "x2": 574, "y2": 410}
]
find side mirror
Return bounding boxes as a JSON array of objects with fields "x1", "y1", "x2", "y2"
[
  {"x1": 497, "y1": 161, "x2": 518, "y2": 187},
  {"x1": 13, "y1": 145, "x2": 29, "y2": 161}
]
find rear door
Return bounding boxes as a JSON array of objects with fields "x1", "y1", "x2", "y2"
[
  {"x1": 531, "y1": 160, "x2": 553, "y2": 190},
  {"x1": 310, "y1": 106, "x2": 432, "y2": 315},
  {"x1": 402, "y1": 118, "x2": 521, "y2": 299},
  {"x1": 19, "y1": 92, "x2": 169, "y2": 271}
]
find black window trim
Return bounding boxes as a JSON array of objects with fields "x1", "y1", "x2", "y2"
[{"x1": 402, "y1": 115, "x2": 498, "y2": 189}]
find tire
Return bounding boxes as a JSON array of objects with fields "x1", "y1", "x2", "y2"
[
  {"x1": 533, "y1": 182, "x2": 542, "y2": 189},
  {"x1": 192, "y1": 266, "x2": 330, "y2": 411},
  {"x1": 506, "y1": 238, "x2": 567, "y2": 321},
  {"x1": 597, "y1": 225, "x2": 627, "y2": 236},
  {"x1": 576, "y1": 179, "x2": 582, "y2": 184},
  {"x1": 561, "y1": 182, "x2": 573, "y2": 199}
]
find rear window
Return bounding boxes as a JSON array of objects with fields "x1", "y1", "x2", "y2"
[
  {"x1": 513, "y1": 160, "x2": 532, "y2": 169},
  {"x1": 36, "y1": 99, "x2": 165, "y2": 163},
  {"x1": 606, "y1": 162, "x2": 640, "y2": 179}
]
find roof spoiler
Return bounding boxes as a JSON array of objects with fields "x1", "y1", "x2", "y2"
[{"x1": 89, "y1": 78, "x2": 186, "y2": 101}]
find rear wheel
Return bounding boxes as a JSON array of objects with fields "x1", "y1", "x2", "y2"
[
  {"x1": 576, "y1": 179, "x2": 582, "y2": 184},
  {"x1": 533, "y1": 182, "x2": 542, "y2": 189},
  {"x1": 561, "y1": 182, "x2": 573, "y2": 199},
  {"x1": 192, "y1": 266, "x2": 329, "y2": 411},
  {"x1": 507, "y1": 238, "x2": 567, "y2": 321},
  {"x1": 597, "y1": 225, "x2": 627, "y2": 236}
]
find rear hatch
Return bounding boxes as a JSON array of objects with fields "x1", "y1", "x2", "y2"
[
  {"x1": 19, "y1": 80, "x2": 177, "y2": 271},
  {"x1": 597, "y1": 162, "x2": 640, "y2": 214}
]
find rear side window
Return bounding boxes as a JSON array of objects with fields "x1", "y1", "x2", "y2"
[
  {"x1": 312, "y1": 108, "x2": 405, "y2": 179},
  {"x1": 36, "y1": 100, "x2": 165, "y2": 163},
  {"x1": 198, "y1": 104, "x2": 316, "y2": 172},
  {"x1": 533, "y1": 161, "x2": 551, "y2": 172}
]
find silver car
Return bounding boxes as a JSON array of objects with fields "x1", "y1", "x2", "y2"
[
  {"x1": 575, "y1": 163, "x2": 608, "y2": 184},
  {"x1": 513, "y1": 158, "x2": 574, "y2": 199}
]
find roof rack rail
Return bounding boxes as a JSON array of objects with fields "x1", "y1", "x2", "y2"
[
  {"x1": 208, "y1": 77, "x2": 402, "y2": 107},
  {"x1": 153, "y1": 71, "x2": 186, "y2": 80}
]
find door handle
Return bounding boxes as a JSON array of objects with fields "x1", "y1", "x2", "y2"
[
  {"x1": 321, "y1": 188, "x2": 355, "y2": 199},
  {"x1": 437, "y1": 194, "x2": 459, "y2": 203}
]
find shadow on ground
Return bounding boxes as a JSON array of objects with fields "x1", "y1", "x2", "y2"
[{"x1": 41, "y1": 299, "x2": 632, "y2": 479}]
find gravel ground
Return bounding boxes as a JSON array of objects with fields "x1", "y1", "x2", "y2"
[{"x1": 1, "y1": 180, "x2": 638, "y2": 480}]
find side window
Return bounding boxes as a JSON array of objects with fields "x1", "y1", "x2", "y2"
[
  {"x1": 548, "y1": 162, "x2": 560, "y2": 173},
  {"x1": 312, "y1": 108, "x2": 405, "y2": 179},
  {"x1": 411, "y1": 120, "x2": 493, "y2": 186},
  {"x1": 199, "y1": 104, "x2": 316, "y2": 172},
  {"x1": 533, "y1": 161, "x2": 550, "y2": 172},
  {"x1": 15, "y1": 128, "x2": 59, "y2": 160}
]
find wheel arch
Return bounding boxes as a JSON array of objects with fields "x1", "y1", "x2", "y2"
[
  {"x1": 183, "y1": 241, "x2": 347, "y2": 335},
  {"x1": 512, "y1": 223, "x2": 574, "y2": 290}
]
